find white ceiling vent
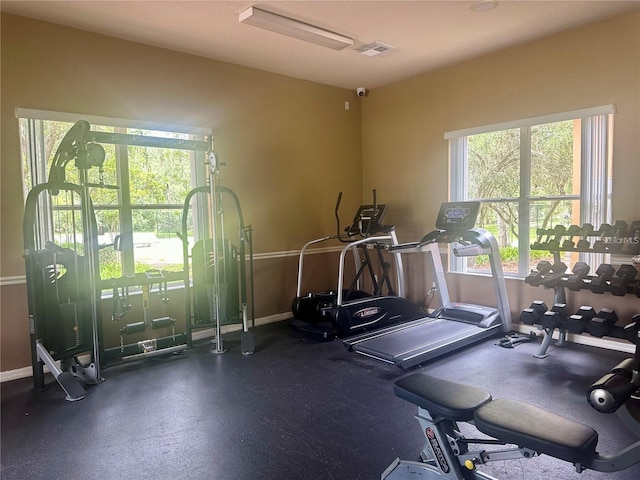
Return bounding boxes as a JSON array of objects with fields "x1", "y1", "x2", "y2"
[{"x1": 357, "y1": 41, "x2": 396, "y2": 57}]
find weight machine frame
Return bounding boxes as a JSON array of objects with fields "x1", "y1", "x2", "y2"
[
  {"x1": 180, "y1": 157, "x2": 255, "y2": 352},
  {"x1": 22, "y1": 119, "x2": 226, "y2": 400}
]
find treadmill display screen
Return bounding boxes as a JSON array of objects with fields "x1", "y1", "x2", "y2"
[{"x1": 435, "y1": 202, "x2": 480, "y2": 230}]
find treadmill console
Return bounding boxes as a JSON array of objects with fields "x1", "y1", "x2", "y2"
[{"x1": 435, "y1": 202, "x2": 480, "y2": 231}]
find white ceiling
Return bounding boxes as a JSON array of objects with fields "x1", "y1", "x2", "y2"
[{"x1": 2, "y1": 1, "x2": 639, "y2": 90}]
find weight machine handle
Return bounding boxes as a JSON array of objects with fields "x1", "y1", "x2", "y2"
[
  {"x1": 588, "y1": 372, "x2": 639, "y2": 413},
  {"x1": 588, "y1": 322, "x2": 640, "y2": 414}
]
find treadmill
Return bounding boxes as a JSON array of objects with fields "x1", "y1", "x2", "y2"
[{"x1": 342, "y1": 201, "x2": 512, "y2": 368}]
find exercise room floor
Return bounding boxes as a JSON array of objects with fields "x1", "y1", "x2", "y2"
[{"x1": 2, "y1": 320, "x2": 639, "y2": 480}]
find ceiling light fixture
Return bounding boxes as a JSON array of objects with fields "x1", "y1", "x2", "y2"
[
  {"x1": 239, "y1": 6, "x2": 353, "y2": 50},
  {"x1": 471, "y1": 0, "x2": 499, "y2": 13}
]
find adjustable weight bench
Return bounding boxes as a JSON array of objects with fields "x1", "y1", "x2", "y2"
[{"x1": 383, "y1": 373, "x2": 638, "y2": 479}]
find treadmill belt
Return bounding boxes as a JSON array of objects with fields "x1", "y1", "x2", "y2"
[{"x1": 346, "y1": 317, "x2": 501, "y2": 368}]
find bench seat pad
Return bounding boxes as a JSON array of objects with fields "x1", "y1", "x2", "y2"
[
  {"x1": 394, "y1": 374, "x2": 492, "y2": 422},
  {"x1": 474, "y1": 398, "x2": 598, "y2": 464}
]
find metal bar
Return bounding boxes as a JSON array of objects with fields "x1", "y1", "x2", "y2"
[
  {"x1": 295, "y1": 236, "x2": 334, "y2": 297},
  {"x1": 477, "y1": 228, "x2": 513, "y2": 331},
  {"x1": 89, "y1": 131, "x2": 210, "y2": 151},
  {"x1": 336, "y1": 236, "x2": 396, "y2": 306},
  {"x1": 115, "y1": 344, "x2": 188, "y2": 363},
  {"x1": 209, "y1": 152, "x2": 225, "y2": 354},
  {"x1": 79, "y1": 169, "x2": 104, "y2": 383}
]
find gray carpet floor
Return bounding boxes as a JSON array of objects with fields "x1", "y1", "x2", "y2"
[{"x1": 1, "y1": 320, "x2": 639, "y2": 480}]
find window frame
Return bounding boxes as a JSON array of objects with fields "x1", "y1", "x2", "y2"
[
  {"x1": 446, "y1": 105, "x2": 615, "y2": 277},
  {"x1": 17, "y1": 108, "x2": 212, "y2": 281}
]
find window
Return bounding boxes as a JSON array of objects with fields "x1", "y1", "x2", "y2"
[
  {"x1": 19, "y1": 109, "x2": 210, "y2": 281},
  {"x1": 447, "y1": 105, "x2": 614, "y2": 277}
]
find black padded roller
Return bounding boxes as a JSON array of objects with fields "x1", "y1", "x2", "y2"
[
  {"x1": 151, "y1": 317, "x2": 175, "y2": 329},
  {"x1": 120, "y1": 321, "x2": 146, "y2": 335},
  {"x1": 588, "y1": 372, "x2": 637, "y2": 413}
]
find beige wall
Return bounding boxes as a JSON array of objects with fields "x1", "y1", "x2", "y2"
[
  {"x1": 0, "y1": 13, "x2": 362, "y2": 371},
  {"x1": 362, "y1": 11, "x2": 640, "y2": 322},
  {"x1": 2, "y1": 10, "x2": 640, "y2": 373}
]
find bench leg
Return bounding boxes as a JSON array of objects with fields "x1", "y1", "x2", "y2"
[{"x1": 382, "y1": 406, "x2": 509, "y2": 479}]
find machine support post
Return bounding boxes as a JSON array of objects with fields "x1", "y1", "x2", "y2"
[{"x1": 208, "y1": 149, "x2": 225, "y2": 354}]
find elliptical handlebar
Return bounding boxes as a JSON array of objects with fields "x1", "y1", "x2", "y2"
[{"x1": 334, "y1": 191, "x2": 343, "y2": 240}]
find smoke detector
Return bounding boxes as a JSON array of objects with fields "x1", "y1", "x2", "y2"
[{"x1": 357, "y1": 41, "x2": 396, "y2": 57}]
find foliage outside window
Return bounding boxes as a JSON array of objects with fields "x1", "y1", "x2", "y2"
[
  {"x1": 19, "y1": 110, "x2": 208, "y2": 282},
  {"x1": 447, "y1": 106, "x2": 614, "y2": 277}
]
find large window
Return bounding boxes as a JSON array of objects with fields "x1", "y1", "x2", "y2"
[
  {"x1": 447, "y1": 105, "x2": 614, "y2": 277},
  {"x1": 19, "y1": 109, "x2": 209, "y2": 280}
]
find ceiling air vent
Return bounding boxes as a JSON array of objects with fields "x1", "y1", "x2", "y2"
[{"x1": 357, "y1": 41, "x2": 396, "y2": 57}]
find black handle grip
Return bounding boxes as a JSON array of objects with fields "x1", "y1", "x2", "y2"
[{"x1": 335, "y1": 192, "x2": 343, "y2": 213}]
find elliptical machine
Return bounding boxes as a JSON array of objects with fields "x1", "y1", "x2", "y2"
[{"x1": 291, "y1": 191, "x2": 422, "y2": 340}]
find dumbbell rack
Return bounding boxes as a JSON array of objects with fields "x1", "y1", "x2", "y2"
[
  {"x1": 524, "y1": 221, "x2": 640, "y2": 358},
  {"x1": 531, "y1": 221, "x2": 640, "y2": 256}
]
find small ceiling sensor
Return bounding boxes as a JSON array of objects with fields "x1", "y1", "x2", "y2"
[{"x1": 471, "y1": 0, "x2": 499, "y2": 12}]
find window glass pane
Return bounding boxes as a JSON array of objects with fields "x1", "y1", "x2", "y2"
[
  {"x1": 97, "y1": 213, "x2": 122, "y2": 279},
  {"x1": 128, "y1": 145, "x2": 192, "y2": 205},
  {"x1": 449, "y1": 110, "x2": 611, "y2": 278},
  {"x1": 20, "y1": 116, "x2": 204, "y2": 285},
  {"x1": 530, "y1": 198, "x2": 581, "y2": 270},
  {"x1": 131, "y1": 209, "x2": 184, "y2": 272},
  {"x1": 467, "y1": 129, "x2": 520, "y2": 200},
  {"x1": 467, "y1": 202, "x2": 519, "y2": 274},
  {"x1": 32, "y1": 120, "x2": 77, "y2": 186},
  {"x1": 530, "y1": 199, "x2": 579, "y2": 233},
  {"x1": 531, "y1": 120, "x2": 578, "y2": 197},
  {"x1": 51, "y1": 192, "x2": 85, "y2": 254}
]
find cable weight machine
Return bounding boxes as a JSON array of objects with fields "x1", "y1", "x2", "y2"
[
  {"x1": 180, "y1": 151, "x2": 255, "y2": 354},
  {"x1": 24, "y1": 120, "x2": 109, "y2": 401},
  {"x1": 23, "y1": 120, "x2": 229, "y2": 400}
]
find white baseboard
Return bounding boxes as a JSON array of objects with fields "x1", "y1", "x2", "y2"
[
  {"x1": 1, "y1": 366, "x2": 36, "y2": 383},
  {"x1": 0, "y1": 313, "x2": 291, "y2": 383}
]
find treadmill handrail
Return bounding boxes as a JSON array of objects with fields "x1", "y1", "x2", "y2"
[
  {"x1": 387, "y1": 228, "x2": 512, "y2": 332},
  {"x1": 453, "y1": 243, "x2": 486, "y2": 257},
  {"x1": 387, "y1": 241, "x2": 421, "y2": 252},
  {"x1": 473, "y1": 228, "x2": 513, "y2": 331}
]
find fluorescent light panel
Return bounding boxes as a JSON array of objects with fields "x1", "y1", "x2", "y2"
[{"x1": 239, "y1": 6, "x2": 353, "y2": 51}]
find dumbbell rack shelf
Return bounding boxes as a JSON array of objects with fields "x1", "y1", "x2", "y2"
[
  {"x1": 524, "y1": 221, "x2": 640, "y2": 358},
  {"x1": 531, "y1": 221, "x2": 640, "y2": 256}
]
